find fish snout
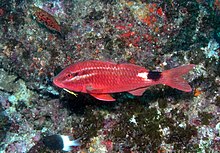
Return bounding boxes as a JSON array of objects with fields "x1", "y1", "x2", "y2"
[{"x1": 53, "y1": 76, "x2": 64, "y2": 88}]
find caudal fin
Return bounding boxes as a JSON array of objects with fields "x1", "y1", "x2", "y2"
[{"x1": 161, "y1": 64, "x2": 195, "y2": 92}]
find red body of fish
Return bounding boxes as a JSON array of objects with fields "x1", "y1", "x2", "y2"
[
  {"x1": 53, "y1": 60, "x2": 195, "y2": 101},
  {"x1": 31, "y1": 5, "x2": 61, "y2": 33}
]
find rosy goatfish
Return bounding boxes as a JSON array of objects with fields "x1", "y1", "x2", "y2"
[{"x1": 53, "y1": 60, "x2": 195, "y2": 101}]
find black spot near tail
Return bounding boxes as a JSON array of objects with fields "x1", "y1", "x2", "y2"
[{"x1": 148, "y1": 71, "x2": 162, "y2": 81}]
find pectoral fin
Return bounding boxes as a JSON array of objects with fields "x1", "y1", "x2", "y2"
[
  {"x1": 90, "y1": 93, "x2": 115, "y2": 101},
  {"x1": 86, "y1": 85, "x2": 103, "y2": 93},
  {"x1": 128, "y1": 87, "x2": 148, "y2": 96}
]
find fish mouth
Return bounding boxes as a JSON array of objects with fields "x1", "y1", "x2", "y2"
[{"x1": 53, "y1": 77, "x2": 64, "y2": 88}]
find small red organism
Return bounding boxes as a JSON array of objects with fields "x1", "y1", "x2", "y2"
[
  {"x1": 9, "y1": 122, "x2": 20, "y2": 133},
  {"x1": 129, "y1": 57, "x2": 136, "y2": 64},
  {"x1": 48, "y1": 34, "x2": 56, "y2": 41},
  {"x1": 157, "y1": 7, "x2": 164, "y2": 16},
  {"x1": 115, "y1": 23, "x2": 140, "y2": 47},
  {"x1": 115, "y1": 25, "x2": 127, "y2": 30},
  {"x1": 131, "y1": 36, "x2": 140, "y2": 47},
  {"x1": 194, "y1": 88, "x2": 202, "y2": 97},
  {"x1": 30, "y1": 5, "x2": 61, "y2": 34},
  {"x1": 63, "y1": 55, "x2": 73, "y2": 66},
  {"x1": 119, "y1": 31, "x2": 135, "y2": 38},
  {"x1": 214, "y1": 0, "x2": 220, "y2": 11},
  {"x1": 101, "y1": 140, "x2": 113, "y2": 152},
  {"x1": 0, "y1": 8, "x2": 4, "y2": 17}
]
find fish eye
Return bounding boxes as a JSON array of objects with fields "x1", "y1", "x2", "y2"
[
  {"x1": 66, "y1": 73, "x2": 73, "y2": 78},
  {"x1": 65, "y1": 72, "x2": 78, "y2": 78}
]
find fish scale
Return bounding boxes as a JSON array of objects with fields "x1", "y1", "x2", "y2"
[
  {"x1": 53, "y1": 60, "x2": 195, "y2": 101},
  {"x1": 82, "y1": 66, "x2": 143, "y2": 87}
]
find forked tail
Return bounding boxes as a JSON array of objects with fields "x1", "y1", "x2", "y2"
[{"x1": 161, "y1": 64, "x2": 195, "y2": 92}]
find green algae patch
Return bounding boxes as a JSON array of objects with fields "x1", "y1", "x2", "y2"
[
  {"x1": 107, "y1": 98, "x2": 199, "y2": 152},
  {"x1": 73, "y1": 107, "x2": 105, "y2": 144},
  {"x1": 158, "y1": 98, "x2": 168, "y2": 109},
  {"x1": 198, "y1": 112, "x2": 214, "y2": 125},
  {"x1": 167, "y1": 124, "x2": 197, "y2": 151},
  {"x1": 109, "y1": 100, "x2": 167, "y2": 151},
  {"x1": 215, "y1": 96, "x2": 220, "y2": 107}
]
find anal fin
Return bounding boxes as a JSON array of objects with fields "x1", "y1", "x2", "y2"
[
  {"x1": 90, "y1": 93, "x2": 115, "y2": 101},
  {"x1": 128, "y1": 87, "x2": 148, "y2": 96}
]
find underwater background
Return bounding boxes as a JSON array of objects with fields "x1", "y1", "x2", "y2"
[{"x1": 0, "y1": 0, "x2": 220, "y2": 152}]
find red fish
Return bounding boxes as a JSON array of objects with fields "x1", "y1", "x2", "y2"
[
  {"x1": 30, "y1": 5, "x2": 61, "y2": 34},
  {"x1": 53, "y1": 60, "x2": 195, "y2": 101}
]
